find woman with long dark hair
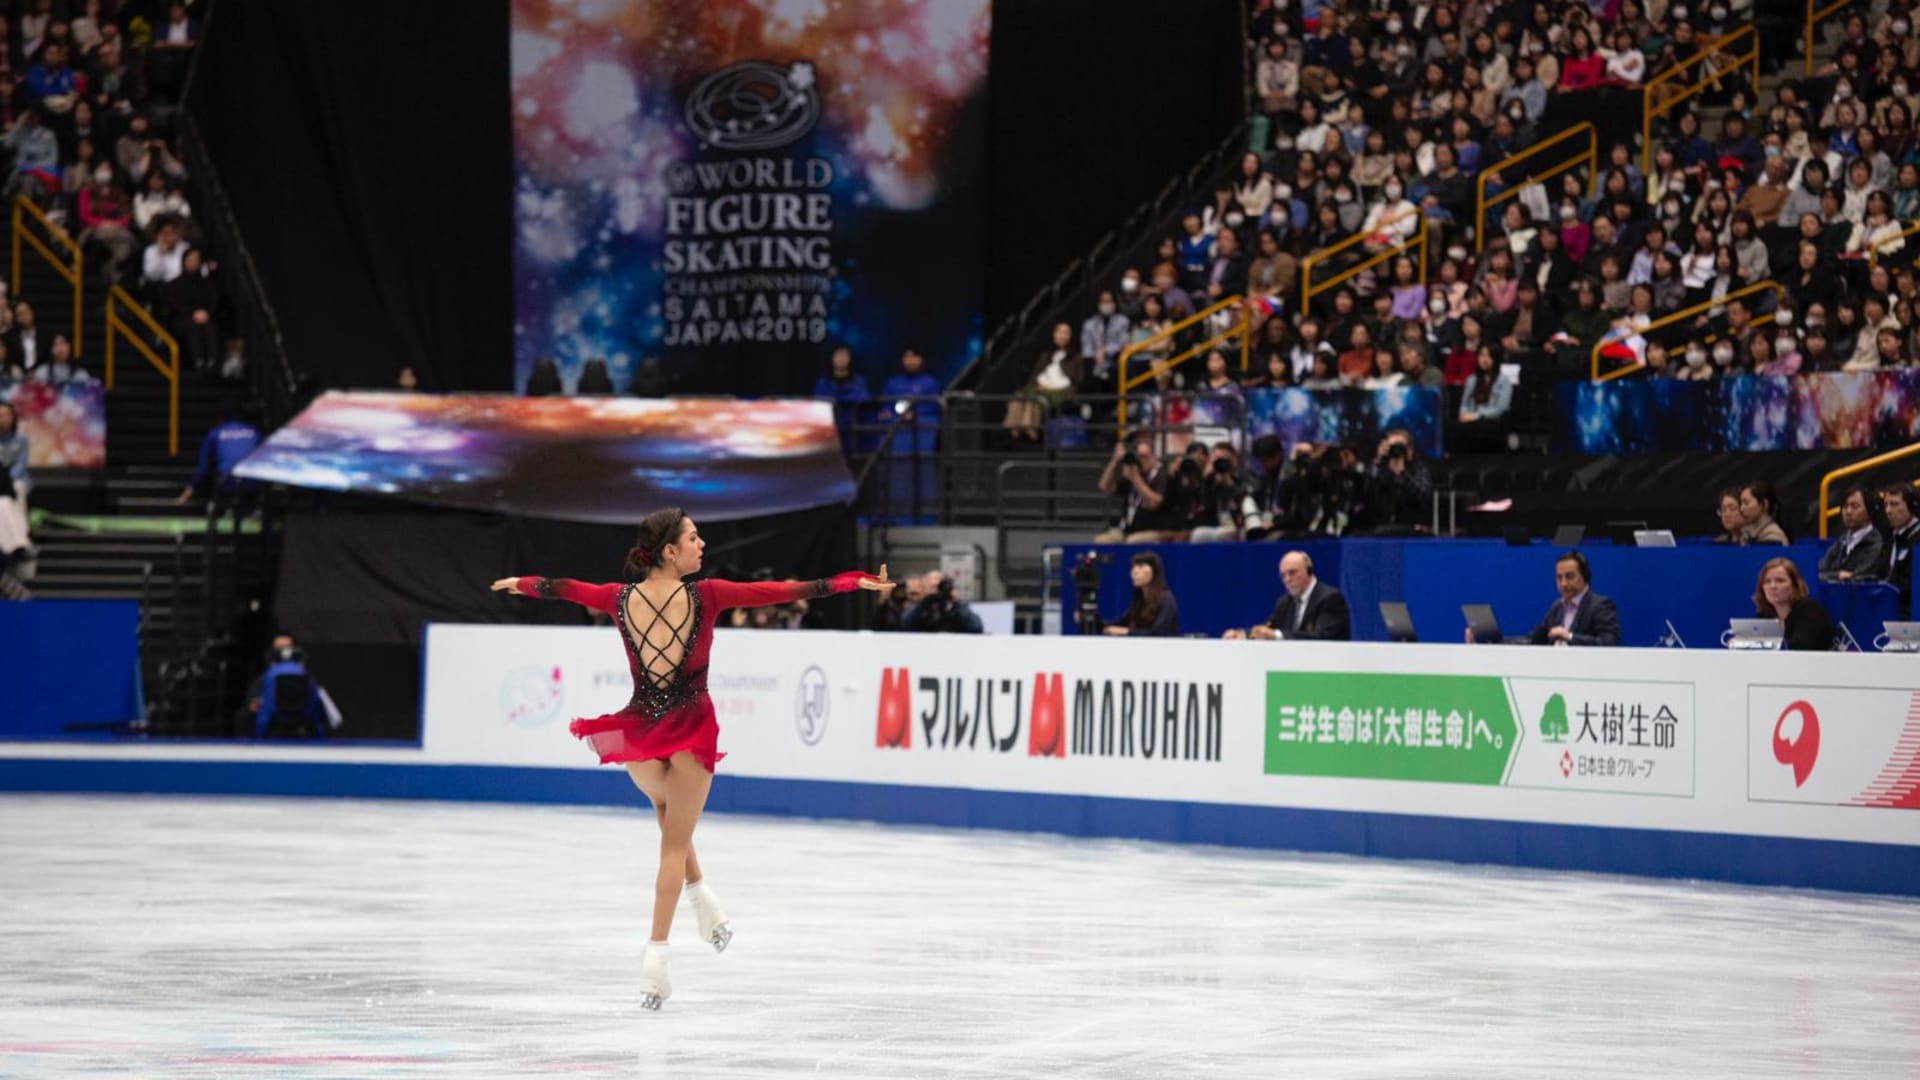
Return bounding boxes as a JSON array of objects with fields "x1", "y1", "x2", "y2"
[
  {"x1": 491, "y1": 507, "x2": 893, "y2": 1009},
  {"x1": 1101, "y1": 551, "x2": 1180, "y2": 637}
]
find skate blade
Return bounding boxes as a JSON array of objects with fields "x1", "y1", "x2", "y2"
[
  {"x1": 640, "y1": 992, "x2": 664, "y2": 1011},
  {"x1": 708, "y1": 923, "x2": 732, "y2": 954}
]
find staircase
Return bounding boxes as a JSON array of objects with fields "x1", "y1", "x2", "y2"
[{"x1": 10, "y1": 201, "x2": 265, "y2": 734}]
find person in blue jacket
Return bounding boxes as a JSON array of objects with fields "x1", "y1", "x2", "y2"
[{"x1": 176, "y1": 401, "x2": 261, "y2": 507}]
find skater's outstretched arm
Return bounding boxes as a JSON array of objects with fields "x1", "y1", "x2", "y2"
[
  {"x1": 489, "y1": 577, "x2": 621, "y2": 614},
  {"x1": 703, "y1": 565, "x2": 894, "y2": 611}
]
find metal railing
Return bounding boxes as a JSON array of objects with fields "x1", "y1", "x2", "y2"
[
  {"x1": 1868, "y1": 221, "x2": 1920, "y2": 270},
  {"x1": 1589, "y1": 280, "x2": 1784, "y2": 382},
  {"x1": 10, "y1": 196, "x2": 83, "y2": 355},
  {"x1": 1805, "y1": 0, "x2": 1849, "y2": 75},
  {"x1": 104, "y1": 284, "x2": 182, "y2": 455},
  {"x1": 1644, "y1": 27, "x2": 1758, "y2": 176},
  {"x1": 1818, "y1": 446, "x2": 1920, "y2": 539},
  {"x1": 1301, "y1": 209, "x2": 1429, "y2": 311},
  {"x1": 1115, "y1": 295, "x2": 1250, "y2": 429},
  {"x1": 1475, "y1": 123, "x2": 1595, "y2": 253}
]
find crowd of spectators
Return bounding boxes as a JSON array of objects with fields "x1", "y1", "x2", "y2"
[
  {"x1": 998, "y1": 0, "x2": 1920, "y2": 470},
  {"x1": 0, "y1": 0, "x2": 221, "y2": 384}
]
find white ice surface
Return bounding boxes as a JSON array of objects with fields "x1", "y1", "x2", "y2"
[{"x1": 2, "y1": 794, "x2": 1917, "y2": 1078}]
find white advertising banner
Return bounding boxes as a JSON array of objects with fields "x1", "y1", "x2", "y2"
[{"x1": 407, "y1": 627, "x2": 1920, "y2": 848}]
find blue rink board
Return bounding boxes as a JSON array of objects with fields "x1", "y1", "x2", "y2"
[{"x1": 2, "y1": 757, "x2": 1914, "y2": 899}]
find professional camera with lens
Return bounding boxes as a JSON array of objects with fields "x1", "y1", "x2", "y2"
[
  {"x1": 1071, "y1": 551, "x2": 1112, "y2": 635},
  {"x1": 1385, "y1": 443, "x2": 1408, "y2": 463}
]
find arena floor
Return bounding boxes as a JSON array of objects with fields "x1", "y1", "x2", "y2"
[{"x1": 1, "y1": 794, "x2": 1915, "y2": 1078}]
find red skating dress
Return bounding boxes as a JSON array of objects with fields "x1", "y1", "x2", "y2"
[{"x1": 511, "y1": 574, "x2": 868, "y2": 772}]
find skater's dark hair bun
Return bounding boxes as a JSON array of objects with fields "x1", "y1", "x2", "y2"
[{"x1": 625, "y1": 508, "x2": 689, "y2": 578}]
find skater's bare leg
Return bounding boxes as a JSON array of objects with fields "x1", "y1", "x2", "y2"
[
  {"x1": 649, "y1": 752, "x2": 714, "y2": 943},
  {"x1": 625, "y1": 760, "x2": 703, "y2": 884}
]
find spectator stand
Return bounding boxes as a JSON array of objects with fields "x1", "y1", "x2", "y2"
[
  {"x1": 1589, "y1": 280, "x2": 1786, "y2": 382},
  {"x1": 1642, "y1": 27, "x2": 1760, "y2": 178},
  {"x1": 1475, "y1": 123, "x2": 1596, "y2": 255},
  {"x1": 102, "y1": 283, "x2": 178, "y2": 454},
  {"x1": 11, "y1": 196, "x2": 83, "y2": 352},
  {"x1": 1115, "y1": 294, "x2": 1252, "y2": 432},
  {"x1": 1299, "y1": 209, "x2": 1428, "y2": 317},
  {"x1": 1804, "y1": 0, "x2": 1850, "y2": 77}
]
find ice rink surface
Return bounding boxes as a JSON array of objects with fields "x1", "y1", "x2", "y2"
[{"x1": 2, "y1": 794, "x2": 1916, "y2": 1079}]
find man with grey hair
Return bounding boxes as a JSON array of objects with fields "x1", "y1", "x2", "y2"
[{"x1": 1222, "y1": 551, "x2": 1350, "y2": 640}]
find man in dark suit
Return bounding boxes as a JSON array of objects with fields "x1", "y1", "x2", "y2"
[
  {"x1": 1526, "y1": 551, "x2": 1620, "y2": 647},
  {"x1": 1817, "y1": 485, "x2": 1885, "y2": 583},
  {"x1": 1224, "y1": 551, "x2": 1351, "y2": 641},
  {"x1": 1879, "y1": 485, "x2": 1919, "y2": 618}
]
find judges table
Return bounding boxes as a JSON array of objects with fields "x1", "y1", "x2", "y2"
[{"x1": 1062, "y1": 539, "x2": 1905, "y2": 649}]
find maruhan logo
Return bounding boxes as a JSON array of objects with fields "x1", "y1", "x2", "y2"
[
  {"x1": 1773, "y1": 700, "x2": 1820, "y2": 787},
  {"x1": 875, "y1": 667, "x2": 1223, "y2": 762}
]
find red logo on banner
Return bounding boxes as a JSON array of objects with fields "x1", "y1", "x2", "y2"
[
  {"x1": 876, "y1": 667, "x2": 912, "y2": 749},
  {"x1": 1029, "y1": 673, "x2": 1065, "y2": 758},
  {"x1": 1773, "y1": 700, "x2": 1820, "y2": 787}
]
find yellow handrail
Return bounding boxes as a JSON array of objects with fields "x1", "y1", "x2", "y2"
[
  {"x1": 1806, "y1": 0, "x2": 1849, "y2": 75},
  {"x1": 1115, "y1": 293, "x2": 1250, "y2": 430},
  {"x1": 1867, "y1": 220, "x2": 1920, "y2": 270},
  {"x1": 1643, "y1": 27, "x2": 1759, "y2": 177},
  {"x1": 1299, "y1": 208, "x2": 1428, "y2": 313},
  {"x1": 1818, "y1": 448, "x2": 1920, "y2": 539},
  {"x1": 10, "y1": 196, "x2": 83, "y2": 356},
  {"x1": 1589, "y1": 280, "x2": 1784, "y2": 382},
  {"x1": 104, "y1": 284, "x2": 181, "y2": 456},
  {"x1": 1475, "y1": 123, "x2": 1595, "y2": 253}
]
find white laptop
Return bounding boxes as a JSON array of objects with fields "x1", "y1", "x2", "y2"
[
  {"x1": 1881, "y1": 622, "x2": 1920, "y2": 653},
  {"x1": 1725, "y1": 618, "x2": 1784, "y2": 649},
  {"x1": 1633, "y1": 530, "x2": 1677, "y2": 548}
]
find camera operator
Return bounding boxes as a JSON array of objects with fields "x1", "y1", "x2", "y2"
[
  {"x1": 1095, "y1": 434, "x2": 1174, "y2": 542},
  {"x1": 238, "y1": 633, "x2": 341, "y2": 738},
  {"x1": 1189, "y1": 442, "x2": 1249, "y2": 542},
  {"x1": 1366, "y1": 429, "x2": 1431, "y2": 534},
  {"x1": 902, "y1": 571, "x2": 984, "y2": 633}
]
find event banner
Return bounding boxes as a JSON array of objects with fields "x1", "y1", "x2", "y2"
[
  {"x1": 1555, "y1": 371, "x2": 1920, "y2": 454},
  {"x1": 511, "y1": 0, "x2": 990, "y2": 396},
  {"x1": 2, "y1": 379, "x2": 105, "y2": 468},
  {"x1": 416, "y1": 627, "x2": 1917, "y2": 849},
  {"x1": 233, "y1": 391, "x2": 854, "y2": 523},
  {"x1": 1245, "y1": 387, "x2": 1444, "y2": 457}
]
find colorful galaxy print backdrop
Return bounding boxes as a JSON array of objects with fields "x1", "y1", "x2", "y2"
[
  {"x1": 2, "y1": 381, "x2": 105, "y2": 468},
  {"x1": 1555, "y1": 372, "x2": 1920, "y2": 454},
  {"x1": 511, "y1": 0, "x2": 991, "y2": 396},
  {"x1": 232, "y1": 392, "x2": 856, "y2": 524},
  {"x1": 1245, "y1": 387, "x2": 1446, "y2": 458}
]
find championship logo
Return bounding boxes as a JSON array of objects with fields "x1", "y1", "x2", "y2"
[{"x1": 683, "y1": 60, "x2": 820, "y2": 151}]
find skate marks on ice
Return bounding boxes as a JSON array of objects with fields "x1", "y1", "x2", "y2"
[{"x1": 0, "y1": 795, "x2": 1917, "y2": 1078}]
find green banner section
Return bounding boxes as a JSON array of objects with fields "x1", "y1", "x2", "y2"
[{"x1": 1264, "y1": 672, "x2": 1519, "y2": 785}]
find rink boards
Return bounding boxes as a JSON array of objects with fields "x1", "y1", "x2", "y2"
[{"x1": 6, "y1": 628, "x2": 1919, "y2": 895}]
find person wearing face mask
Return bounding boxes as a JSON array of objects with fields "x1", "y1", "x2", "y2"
[
  {"x1": 1501, "y1": 55, "x2": 1547, "y2": 123},
  {"x1": 1080, "y1": 291, "x2": 1131, "y2": 387},
  {"x1": 1675, "y1": 341, "x2": 1714, "y2": 381},
  {"x1": 1360, "y1": 178, "x2": 1417, "y2": 247}
]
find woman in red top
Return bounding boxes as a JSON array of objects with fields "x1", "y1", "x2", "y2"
[{"x1": 491, "y1": 506, "x2": 893, "y2": 1010}]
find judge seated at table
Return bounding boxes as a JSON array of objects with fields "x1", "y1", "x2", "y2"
[{"x1": 1224, "y1": 551, "x2": 1350, "y2": 641}]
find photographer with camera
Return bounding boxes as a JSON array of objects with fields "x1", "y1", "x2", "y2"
[
  {"x1": 1189, "y1": 442, "x2": 1250, "y2": 543},
  {"x1": 902, "y1": 571, "x2": 984, "y2": 634},
  {"x1": 1366, "y1": 429, "x2": 1432, "y2": 534},
  {"x1": 239, "y1": 633, "x2": 341, "y2": 739},
  {"x1": 1095, "y1": 434, "x2": 1174, "y2": 542}
]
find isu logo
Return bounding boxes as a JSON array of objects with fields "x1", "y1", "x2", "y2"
[
  {"x1": 874, "y1": 667, "x2": 1222, "y2": 762},
  {"x1": 1773, "y1": 700, "x2": 1821, "y2": 787},
  {"x1": 499, "y1": 665, "x2": 565, "y2": 728}
]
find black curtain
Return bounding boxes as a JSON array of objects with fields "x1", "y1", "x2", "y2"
[
  {"x1": 186, "y1": 0, "x2": 512, "y2": 394},
  {"x1": 985, "y1": 0, "x2": 1245, "y2": 331}
]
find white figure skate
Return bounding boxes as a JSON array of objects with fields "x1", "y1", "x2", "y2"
[
  {"x1": 640, "y1": 941, "x2": 671, "y2": 1011},
  {"x1": 686, "y1": 880, "x2": 733, "y2": 953}
]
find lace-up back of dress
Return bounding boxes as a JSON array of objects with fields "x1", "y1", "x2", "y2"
[
  {"x1": 615, "y1": 583, "x2": 707, "y2": 719},
  {"x1": 624, "y1": 583, "x2": 695, "y2": 689}
]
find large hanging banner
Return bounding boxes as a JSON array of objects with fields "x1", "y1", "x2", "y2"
[{"x1": 511, "y1": 0, "x2": 991, "y2": 396}]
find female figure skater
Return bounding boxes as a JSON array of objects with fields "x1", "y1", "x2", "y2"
[{"x1": 491, "y1": 507, "x2": 892, "y2": 1009}]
